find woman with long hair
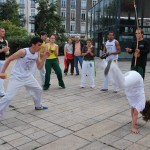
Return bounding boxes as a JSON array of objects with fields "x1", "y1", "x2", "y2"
[{"x1": 43, "y1": 34, "x2": 65, "y2": 90}]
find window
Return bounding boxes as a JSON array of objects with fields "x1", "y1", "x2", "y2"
[
  {"x1": 31, "y1": 9, "x2": 35, "y2": 17},
  {"x1": 31, "y1": 24, "x2": 35, "y2": 32},
  {"x1": 31, "y1": 0, "x2": 35, "y2": 8},
  {"x1": 92, "y1": 0, "x2": 97, "y2": 6},
  {"x1": 81, "y1": 12, "x2": 86, "y2": 21},
  {"x1": 49, "y1": 0, "x2": 56, "y2": 3},
  {"x1": 71, "y1": 0, "x2": 76, "y2": 9},
  {"x1": 81, "y1": 23, "x2": 86, "y2": 33},
  {"x1": 81, "y1": 0, "x2": 86, "y2": 9},
  {"x1": 20, "y1": 0, "x2": 25, "y2": 8},
  {"x1": 70, "y1": 24, "x2": 75, "y2": 32},
  {"x1": 61, "y1": 10, "x2": 66, "y2": 19},
  {"x1": 61, "y1": 0, "x2": 66, "y2": 8},
  {"x1": 20, "y1": 0, "x2": 24, "y2": 4},
  {"x1": 62, "y1": 25, "x2": 66, "y2": 29},
  {"x1": 20, "y1": 9, "x2": 24, "y2": 15},
  {"x1": 71, "y1": 11, "x2": 75, "y2": 21},
  {"x1": 0, "y1": 0, "x2": 5, "y2": 3}
]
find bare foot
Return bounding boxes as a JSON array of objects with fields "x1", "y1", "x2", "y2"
[{"x1": 131, "y1": 127, "x2": 139, "y2": 134}]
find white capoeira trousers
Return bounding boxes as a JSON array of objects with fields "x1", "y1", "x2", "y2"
[
  {"x1": 0, "y1": 75, "x2": 42, "y2": 118},
  {"x1": 80, "y1": 60, "x2": 95, "y2": 87}
]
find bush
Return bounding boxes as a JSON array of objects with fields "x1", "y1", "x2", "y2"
[
  {"x1": 7, "y1": 35, "x2": 34, "y2": 55},
  {"x1": 0, "y1": 20, "x2": 28, "y2": 38}
]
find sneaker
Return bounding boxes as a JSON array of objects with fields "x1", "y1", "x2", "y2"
[
  {"x1": 80, "y1": 85, "x2": 85, "y2": 88},
  {"x1": 113, "y1": 91, "x2": 118, "y2": 93},
  {"x1": 35, "y1": 105, "x2": 48, "y2": 110},
  {"x1": 90, "y1": 85, "x2": 95, "y2": 89},
  {"x1": 76, "y1": 73, "x2": 79, "y2": 76},
  {"x1": 0, "y1": 95, "x2": 5, "y2": 97},
  {"x1": 101, "y1": 89, "x2": 108, "y2": 91},
  {"x1": 60, "y1": 85, "x2": 66, "y2": 88},
  {"x1": 64, "y1": 73, "x2": 67, "y2": 76}
]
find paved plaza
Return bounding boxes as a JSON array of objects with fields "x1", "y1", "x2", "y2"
[{"x1": 0, "y1": 56, "x2": 150, "y2": 150}]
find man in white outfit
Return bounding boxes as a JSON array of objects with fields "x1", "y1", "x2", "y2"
[
  {"x1": 0, "y1": 27, "x2": 10, "y2": 97},
  {"x1": 101, "y1": 31, "x2": 121, "y2": 93},
  {"x1": 0, "y1": 37, "x2": 49, "y2": 119}
]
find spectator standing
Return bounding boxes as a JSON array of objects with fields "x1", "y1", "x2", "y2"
[
  {"x1": 64, "y1": 38, "x2": 74, "y2": 75},
  {"x1": 73, "y1": 36, "x2": 84, "y2": 75},
  {"x1": 0, "y1": 27, "x2": 10, "y2": 97},
  {"x1": 80, "y1": 39, "x2": 95, "y2": 88},
  {"x1": 43, "y1": 34, "x2": 65, "y2": 90}
]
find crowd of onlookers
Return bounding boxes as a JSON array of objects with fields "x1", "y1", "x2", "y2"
[{"x1": 0, "y1": 27, "x2": 150, "y2": 134}]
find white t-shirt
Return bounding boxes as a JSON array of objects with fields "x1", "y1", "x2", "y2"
[
  {"x1": 105, "y1": 39, "x2": 118, "y2": 61},
  {"x1": 11, "y1": 48, "x2": 38, "y2": 79},
  {"x1": 124, "y1": 72, "x2": 145, "y2": 112},
  {"x1": 64, "y1": 43, "x2": 73, "y2": 54}
]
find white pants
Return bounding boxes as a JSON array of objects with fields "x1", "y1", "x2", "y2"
[
  {"x1": 0, "y1": 75, "x2": 42, "y2": 118},
  {"x1": 103, "y1": 60, "x2": 119, "y2": 91},
  {"x1": 39, "y1": 67, "x2": 45, "y2": 86},
  {"x1": 80, "y1": 60, "x2": 95, "y2": 87},
  {"x1": 32, "y1": 64, "x2": 45, "y2": 86},
  {"x1": 0, "y1": 60, "x2": 6, "y2": 96}
]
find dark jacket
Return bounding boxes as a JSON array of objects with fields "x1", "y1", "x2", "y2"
[{"x1": 129, "y1": 39, "x2": 149, "y2": 68}]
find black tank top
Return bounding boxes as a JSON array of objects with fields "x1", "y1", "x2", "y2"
[{"x1": 0, "y1": 40, "x2": 7, "y2": 60}]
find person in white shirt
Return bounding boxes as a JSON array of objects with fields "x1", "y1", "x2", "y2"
[
  {"x1": 101, "y1": 31, "x2": 121, "y2": 93},
  {"x1": 0, "y1": 37, "x2": 49, "y2": 119},
  {"x1": 106, "y1": 61, "x2": 150, "y2": 134},
  {"x1": 64, "y1": 38, "x2": 74, "y2": 75}
]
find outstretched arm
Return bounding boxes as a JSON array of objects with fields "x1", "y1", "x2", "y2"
[
  {"x1": 1, "y1": 49, "x2": 26, "y2": 73},
  {"x1": 131, "y1": 108, "x2": 139, "y2": 134},
  {"x1": 36, "y1": 51, "x2": 50, "y2": 70}
]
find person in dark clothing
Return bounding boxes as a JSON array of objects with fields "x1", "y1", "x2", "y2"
[
  {"x1": 126, "y1": 28, "x2": 149, "y2": 79},
  {"x1": 73, "y1": 36, "x2": 84, "y2": 75},
  {"x1": 0, "y1": 27, "x2": 10, "y2": 97}
]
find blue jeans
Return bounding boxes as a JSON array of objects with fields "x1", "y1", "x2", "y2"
[{"x1": 74, "y1": 56, "x2": 83, "y2": 74}]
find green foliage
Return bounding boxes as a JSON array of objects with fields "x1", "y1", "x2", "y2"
[
  {"x1": 56, "y1": 34, "x2": 68, "y2": 55},
  {"x1": 35, "y1": 0, "x2": 65, "y2": 35},
  {"x1": 7, "y1": 35, "x2": 34, "y2": 55},
  {"x1": 0, "y1": 0, "x2": 21, "y2": 26},
  {"x1": 0, "y1": 20, "x2": 28, "y2": 38}
]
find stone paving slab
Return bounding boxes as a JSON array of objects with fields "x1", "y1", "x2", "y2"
[{"x1": 0, "y1": 57, "x2": 150, "y2": 150}]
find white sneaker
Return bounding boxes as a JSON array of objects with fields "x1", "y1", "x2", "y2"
[
  {"x1": 80, "y1": 85, "x2": 85, "y2": 88},
  {"x1": 90, "y1": 85, "x2": 95, "y2": 88}
]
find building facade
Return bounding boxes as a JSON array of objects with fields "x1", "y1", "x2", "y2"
[
  {"x1": 88, "y1": 0, "x2": 150, "y2": 57},
  {"x1": 0, "y1": 0, "x2": 101, "y2": 36},
  {"x1": 57, "y1": 0, "x2": 101, "y2": 38}
]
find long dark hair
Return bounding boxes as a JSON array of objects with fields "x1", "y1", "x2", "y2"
[{"x1": 141, "y1": 101, "x2": 150, "y2": 122}]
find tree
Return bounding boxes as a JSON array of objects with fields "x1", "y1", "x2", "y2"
[
  {"x1": 0, "y1": 20, "x2": 27, "y2": 37},
  {"x1": 35, "y1": 0, "x2": 65, "y2": 35},
  {"x1": 0, "y1": 0, "x2": 21, "y2": 26}
]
